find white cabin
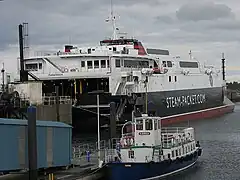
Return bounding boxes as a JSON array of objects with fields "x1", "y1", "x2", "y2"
[{"x1": 117, "y1": 115, "x2": 199, "y2": 163}]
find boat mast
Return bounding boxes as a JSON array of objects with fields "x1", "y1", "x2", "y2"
[
  {"x1": 110, "y1": 0, "x2": 117, "y2": 40},
  {"x1": 144, "y1": 76, "x2": 148, "y2": 114}
]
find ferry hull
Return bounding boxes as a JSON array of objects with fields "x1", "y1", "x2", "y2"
[
  {"x1": 72, "y1": 87, "x2": 234, "y2": 134},
  {"x1": 100, "y1": 153, "x2": 199, "y2": 180},
  {"x1": 161, "y1": 103, "x2": 235, "y2": 126}
]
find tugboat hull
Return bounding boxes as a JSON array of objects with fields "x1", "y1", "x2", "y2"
[{"x1": 101, "y1": 152, "x2": 199, "y2": 180}]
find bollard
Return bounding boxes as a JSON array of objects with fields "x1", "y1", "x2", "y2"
[{"x1": 86, "y1": 150, "x2": 90, "y2": 162}]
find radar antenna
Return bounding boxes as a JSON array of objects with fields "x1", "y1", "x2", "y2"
[{"x1": 106, "y1": 0, "x2": 118, "y2": 40}]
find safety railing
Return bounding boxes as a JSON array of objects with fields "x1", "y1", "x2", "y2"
[
  {"x1": 161, "y1": 127, "x2": 186, "y2": 134},
  {"x1": 161, "y1": 129, "x2": 195, "y2": 149},
  {"x1": 42, "y1": 96, "x2": 72, "y2": 105}
]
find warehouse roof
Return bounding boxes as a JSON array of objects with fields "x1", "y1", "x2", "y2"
[{"x1": 0, "y1": 118, "x2": 72, "y2": 128}]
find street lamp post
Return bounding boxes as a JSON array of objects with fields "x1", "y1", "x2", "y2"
[
  {"x1": 88, "y1": 90, "x2": 105, "y2": 168},
  {"x1": 97, "y1": 93, "x2": 100, "y2": 167}
]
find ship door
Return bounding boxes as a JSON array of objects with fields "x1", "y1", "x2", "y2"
[{"x1": 154, "y1": 119, "x2": 160, "y2": 145}]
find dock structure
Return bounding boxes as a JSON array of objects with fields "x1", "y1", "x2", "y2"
[{"x1": 0, "y1": 138, "x2": 120, "y2": 180}]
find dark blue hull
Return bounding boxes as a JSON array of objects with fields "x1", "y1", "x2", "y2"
[
  {"x1": 72, "y1": 87, "x2": 224, "y2": 134},
  {"x1": 100, "y1": 153, "x2": 199, "y2": 180}
]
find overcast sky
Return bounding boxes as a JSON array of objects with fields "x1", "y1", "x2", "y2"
[{"x1": 0, "y1": 0, "x2": 240, "y2": 81}]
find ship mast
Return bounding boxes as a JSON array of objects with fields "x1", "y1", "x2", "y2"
[
  {"x1": 106, "y1": 0, "x2": 118, "y2": 40},
  {"x1": 111, "y1": 0, "x2": 117, "y2": 39}
]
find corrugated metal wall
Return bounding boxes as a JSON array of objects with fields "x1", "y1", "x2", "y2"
[
  {"x1": 52, "y1": 127, "x2": 71, "y2": 166},
  {"x1": 0, "y1": 125, "x2": 19, "y2": 171},
  {"x1": 37, "y1": 126, "x2": 47, "y2": 168},
  {"x1": 0, "y1": 120, "x2": 72, "y2": 172},
  {"x1": 18, "y1": 126, "x2": 26, "y2": 169},
  {"x1": 46, "y1": 127, "x2": 53, "y2": 167}
]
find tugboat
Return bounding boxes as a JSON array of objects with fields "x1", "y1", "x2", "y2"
[{"x1": 100, "y1": 113, "x2": 202, "y2": 180}]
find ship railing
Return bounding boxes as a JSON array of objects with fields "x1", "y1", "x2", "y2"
[
  {"x1": 42, "y1": 96, "x2": 72, "y2": 105},
  {"x1": 32, "y1": 47, "x2": 135, "y2": 57},
  {"x1": 104, "y1": 149, "x2": 118, "y2": 163},
  {"x1": 32, "y1": 51, "x2": 83, "y2": 57},
  {"x1": 72, "y1": 142, "x2": 100, "y2": 166},
  {"x1": 161, "y1": 127, "x2": 186, "y2": 134},
  {"x1": 120, "y1": 132, "x2": 135, "y2": 148},
  {"x1": 161, "y1": 132, "x2": 195, "y2": 149}
]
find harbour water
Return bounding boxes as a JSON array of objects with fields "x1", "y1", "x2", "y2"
[{"x1": 165, "y1": 103, "x2": 240, "y2": 180}]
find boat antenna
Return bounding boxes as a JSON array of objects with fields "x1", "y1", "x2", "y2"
[
  {"x1": 189, "y1": 50, "x2": 192, "y2": 60},
  {"x1": 105, "y1": 0, "x2": 117, "y2": 40},
  {"x1": 144, "y1": 75, "x2": 148, "y2": 114},
  {"x1": 111, "y1": 0, "x2": 117, "y2": 39}
]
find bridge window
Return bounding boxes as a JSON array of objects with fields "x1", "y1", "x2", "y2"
[
  {"x1": 124, "y1": 60, "x2": 149, "y2": 68},
  {"x1": 25, "y1": 63, "x2": 38, "y2": 71},
  {"x1": 172, "y1": 151, "x2": 174, "y2": 158},
  {"x1": 158, "y1": 120, "x2": 161, "y2": 129},
  {"x1": 154, "y1": 120, "x2": 157, "y2": 130},
  {"x1": 87, "y1": 61, "x2": 93, "y2": 69},
  {"x1": 81, "y1": 61, "x2": 85, "y2": 67},
  {"x1": 167, "y1": 61, "x2": 172, "y2": 67},
  {"x1": 175, "y1": 149, "x2": 178, "y2": 156},
  {"x1": 116, "y1": 59, "x2": 121, "y2": 67},
  {"x1": 179, "y1": 61, "x2": 198, "y2": 68},
  {"x1": 94, "y1": 60, "x2": 99, "y2": 68},
  {"x1": 179, "y1": 149, "x2": 181, "y2": 156},
  {"x1": 39, "y1": 63, "x2": 42, "y2": 69},
  {"x1": 145, "y1": 119, "x2": 153, "y2": 130},
  {"x1": 101, "y1": 60, "x2": 106, "y2": 68},
  {"x1": 162, "y1": 61, "x2": 167, "y2": 67},
  {"x1": 136, "y1": 119, "x2": 143, "y2": 130}
]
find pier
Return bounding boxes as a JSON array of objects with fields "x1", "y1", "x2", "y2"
[{"x1": 0, "y1": 138, "x2": 120, "y2": 180}]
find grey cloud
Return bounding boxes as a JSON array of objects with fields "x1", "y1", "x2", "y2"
[
  {"x1": 154, "y1": 15, "x2": 174, "y2": 24},
  {"x1": 176, "y1": 2, "x2": 235, "y2": 21},
  {"x1": 0, "y1": 0, "x2": 240, "y2": 55},
  {"x1": 207, "y1": 20, "x2": 240, "y2": 30},
  {"x1": 0, "y1": 0, "x2": 168, "y2": 49}
]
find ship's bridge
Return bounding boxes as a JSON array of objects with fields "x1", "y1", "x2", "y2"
[
  {"x1": 120, "y1": 115, "x2": 162, "y2": 148},
  {"x1": 100, "y1": 38, "x2": 147, "y2": 55},
  {"x1": 65, "y1": 38, "x2": 147, "y2": 56}
]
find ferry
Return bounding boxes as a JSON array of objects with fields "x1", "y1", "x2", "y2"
[
  {"x1": 100, "y1": 113, "x2": 202, "y2": 180},
  {"x1": 13, "y1": 5, "x2": 235, "y2": 134}
]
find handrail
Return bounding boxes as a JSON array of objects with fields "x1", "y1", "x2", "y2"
[
  {"x1": 121, "y1": 121, "x2": 134, "y2": 135},
  {"x1": 43, "y1": 58, "x2": 64, "y2": 73}
]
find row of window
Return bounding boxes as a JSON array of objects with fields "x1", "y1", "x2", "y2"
[
  {"x1": 136, "y1": 119, "x2": 160, "y2": 131},
  {"x1": 25, "y1": 58, "x2": 150, "y2": 71},
  {"x1": 179, "y1": 61, "x2": 198, "y2": 68},
  {"x1": 84, "y1": 59, "x2": 150, "y2": 69},
  {"x1": 83, "y1": 60, "x2": 110, "y2": 69},
  {"x1": 25, "y1": 63, "x2": 42, "y2": 71},
  {"x1": 115, "y1": 59, "x2": 149, "y2": 68},
  {"x1": 171, "y1": 143, "x2": 195, "y2": 158}
]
